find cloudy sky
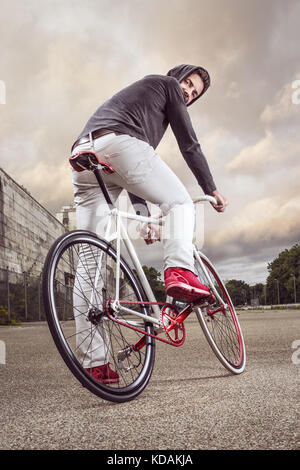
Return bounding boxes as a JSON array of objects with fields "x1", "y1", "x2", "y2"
[{"x1": 1, "y1": 0, "x2": 299, "y2": 284}]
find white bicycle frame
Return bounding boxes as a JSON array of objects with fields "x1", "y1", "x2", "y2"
[{"x1": 90, "y1": 194, "x2": 228, "y2": 328}]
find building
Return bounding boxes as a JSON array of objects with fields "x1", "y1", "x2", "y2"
[
  {"x1": 55, "y1": 204, "x2": 77, "y2": 231},
  {"x1": 0, "y1": 168, "x2": 133, "y2": 321},
  {"x1": 0, "y1": 167, "x2": 66, "y2": 281}
]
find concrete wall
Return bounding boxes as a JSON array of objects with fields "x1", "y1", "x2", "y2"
[{"x1": 0, "y1": 167, "x2": 66, "y2": 280}]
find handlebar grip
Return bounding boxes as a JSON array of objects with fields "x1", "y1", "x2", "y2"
[{"x1": 193, "y1": 196, "x2": 218, "y2": 206}]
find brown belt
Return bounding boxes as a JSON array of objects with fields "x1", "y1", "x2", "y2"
[{"x1": 71, "y1": 128, "x2": 123, "y2": 152}]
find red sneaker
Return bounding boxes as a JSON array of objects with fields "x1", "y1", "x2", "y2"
[
  {"x1": 164, "y1": 267, "x2": 212, "y2": 302},
  {"x1": 86, "y1": 363, "x2": 119, "y2": 384}
]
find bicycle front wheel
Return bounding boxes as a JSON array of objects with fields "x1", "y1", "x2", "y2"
[
  {"x1": 194, "y1": 252, "x2": 246, "y2": 374},
  {"x1": 42, "y1": 230, "x2": 155, "y2": 402}
]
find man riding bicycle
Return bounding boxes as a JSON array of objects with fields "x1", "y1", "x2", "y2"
[{"x1": 71, "y1": 64, "x2": 227, "y2": 382}]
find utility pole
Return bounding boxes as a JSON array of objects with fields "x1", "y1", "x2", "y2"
[
  {"x1": 38, "y1": 272, "x2": 41, "y2": 321},
  {"x1": 274, "y1": 278, "x2": 280, "y2": 305},
  {"x1": 23, "y1": 271, "x2": 28, "y2": 321},
  {"x1": 6, "y1": 266, "x2": 10, "y2": 323},
  {"x1": 291, "y1": 273, "x2": 296, "y2": 304}
]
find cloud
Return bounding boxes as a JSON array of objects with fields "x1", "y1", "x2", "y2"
[
  {"x1": 20, "y1": 160, "x2": 74, "y2": 209},
  {"x1": 226, "y1": 75, "x2": 300, "y2": 174},
  {"x1": 202, "y1": 72, "x2": 300, "y2": 280},
  {"x1": 201, "y1": 177, "x2": 300, "y2": 285},
  {"x1": 209, "y1": 191, "x2": 300, "y2": 247},
  {"x1": 226, "y1": 130, "x2": 280, "y2": 172},
  {"x1": 1, "y1": 0, "x2": 299, "y2": 284},
  {"x1": 260, "y1": 73, "x2": 300, "y2": 125}
]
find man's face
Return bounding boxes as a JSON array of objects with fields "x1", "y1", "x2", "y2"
[{"x1": 180, "y1": 72, "x2": 204, "y2": 105}]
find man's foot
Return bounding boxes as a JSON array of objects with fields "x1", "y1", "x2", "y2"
[
  {"x1": 86, "y1": 363, "x2": 119, "y2": 384},
  {"x1": 164, "y1": 267, "x2": 213, "y2": 302}
]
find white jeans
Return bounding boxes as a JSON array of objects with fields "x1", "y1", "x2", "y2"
[{"x1": 71, "y1": 133, "x2": 195, "y2": 367}]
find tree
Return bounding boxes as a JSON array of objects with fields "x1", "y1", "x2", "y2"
[
  {"x1": 142, "y1": 266, "x2": 166, "y2": 302},
  {"x1": 225, "y1": 280, "x2": 251, "y2": 305},
  {"x1": 251, "y1": 283, "x2": 267, "y2": 305},
  {"x1": 266, "y1": 244, "x2": 300, "y2": 304}
]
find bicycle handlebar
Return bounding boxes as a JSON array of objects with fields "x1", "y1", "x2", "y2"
[
  {"x1": 116, "y1": 195, "x2": 218, "y2": 225},
  {"x1": 193, "y1": 195, "x2": 218, "y2": 206}
]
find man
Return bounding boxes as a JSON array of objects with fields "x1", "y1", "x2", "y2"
[{"x1": 71, "y1": 64, "x2": 227, "y2": 382}]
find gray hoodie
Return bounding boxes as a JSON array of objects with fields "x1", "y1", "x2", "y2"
[{"x1": 76, "y1": 64, "x2": 216, "y2": 203}]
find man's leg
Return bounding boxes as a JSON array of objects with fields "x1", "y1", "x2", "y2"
[
  {"x1": 92, "y1": 133, "x2": 212, "y2": 301},
  {"x1": 93, "y1": 134, "x2": 196, "y2": 272},
  {"x1": 71, "y1": 141, "x2": 123, "y2": 369}
]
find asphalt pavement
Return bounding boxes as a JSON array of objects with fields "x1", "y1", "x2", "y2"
[{"x1": 0, "y1": 309, "x2": 299, "y2": 451}]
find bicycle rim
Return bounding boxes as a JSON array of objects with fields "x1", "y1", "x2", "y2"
[
  {"x1": 43, "y1": 230, "x2": 155, "y2": 402},
  {"x1": 194, "y1": 253, "x2": 246, "y2": 374}
]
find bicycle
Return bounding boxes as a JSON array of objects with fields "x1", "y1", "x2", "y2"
[{"x1": 42, "y1": 151, "x2": 246, "y2": 403}]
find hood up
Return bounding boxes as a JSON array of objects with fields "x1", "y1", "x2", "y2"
[{"x1": 167, "y1": 64, "x2": 210, "y2": 106}]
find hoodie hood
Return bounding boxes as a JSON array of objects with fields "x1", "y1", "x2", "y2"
[{"x1": 167, "y1": 64, "x2": 210, "y2": 106}]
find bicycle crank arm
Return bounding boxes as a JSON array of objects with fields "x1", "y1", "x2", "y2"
[{"x1": 164, "y1": 300, "x2": 208, "y2": 330}]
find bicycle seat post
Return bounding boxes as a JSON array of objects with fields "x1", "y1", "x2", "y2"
[{"x1": 93, "y1": 168, "x2": 114, "y2": 210}]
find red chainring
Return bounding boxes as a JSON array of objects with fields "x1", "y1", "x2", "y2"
[
  {"x1": 161, "y1": 304, "x2": 186, "y2": 346},
  {"x1": 105, "y1": 300, "x2": 186, "y2": 347}
]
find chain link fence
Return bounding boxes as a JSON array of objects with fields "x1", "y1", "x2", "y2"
[{"x1": 0, "y1": 267, "x2": 45, "y2": 324}]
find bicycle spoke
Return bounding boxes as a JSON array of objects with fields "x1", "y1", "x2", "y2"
[
  {"x1": 45, "y1": 235, "x2": 155, "y2": 398},
  {"x1": 195, "y1": 254, "x2": 245, "y2": 373}
]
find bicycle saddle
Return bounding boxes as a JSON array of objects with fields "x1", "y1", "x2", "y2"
[{"x1": 69, "y1": 151, "x2": 115, "y2": 174}]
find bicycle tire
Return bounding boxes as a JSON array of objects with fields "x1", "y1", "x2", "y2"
[
  {"x1": 194, "y1": 252, "x2": 246, "y2": 374},
  {"x1": 42, "y1": 230, "x2": 156, "y2": 402}
]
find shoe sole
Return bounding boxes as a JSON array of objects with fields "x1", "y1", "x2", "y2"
[
  {"x1": 100, "y1": 378, "x2": 120, "y2": 384},
  {"x1": 166, "y1": 281, "x2": 211, "y2": 301},
  {"x1": 86, "y1": 371, "x2": 120, "y2": 384}
]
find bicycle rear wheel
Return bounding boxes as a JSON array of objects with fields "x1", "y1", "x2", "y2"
[
  {"x1": 194, "y1": 252, "x2": 246, "y2": 374},
  {"x1": 42, "y1": 230, "x2": 155, "y2": 402}
]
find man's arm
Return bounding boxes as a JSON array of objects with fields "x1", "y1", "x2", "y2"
[{"x1": 166, "y1": 79, "x2": 217, "y2": 195}]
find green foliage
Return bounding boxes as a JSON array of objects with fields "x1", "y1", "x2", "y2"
[
  {"x1": 142, "y1": 266, "x2": 166, "y2": 302},
  {"x1": 225, "y1": 280, "x2": 251, "y2": 305},
  {"x1": 0, "y1": 305, "x2": 21, "y2": 325},
  {"x1": 0, "y1": 274, "x2": 44, "y2": 323},
  {"x1": 225, "y1": 245, "x2": 300, "y2": 306},
  {"x1": 266, "y1": 244, "x2": 300, "y2": 304},
  {"x1": 0, "y1": 305, "x2": 9, "y2": 325}
]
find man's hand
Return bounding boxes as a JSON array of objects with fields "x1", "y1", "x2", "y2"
[
  {"x1": 209, "y1": 189, "x2": 228, "y2": 213},
  {"x1": 138, "y1": 223, "x2": 161, "y2": 245}
]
